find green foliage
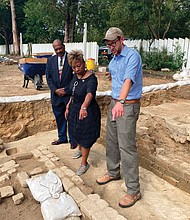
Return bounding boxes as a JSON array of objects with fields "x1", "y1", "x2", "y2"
[
  {"x1": 0, "y1": 0, "x2": 190, "y2": 46},
  {"x1": 76, "y1": 0, "x2": 115, "y2": 44},
  {"x1": 141, "y1": 45, "x2": 185, "y2": 71},
  {"x1": 23, "y1": 0, "x2": 79, "y2": 43},
  {"x1": 23, "y1": 0, "x2": 63, "y2": 43},
  {"x1": 0, "y1": 1, "x2": 11, "y2": 41},
  {"x1": 0, "y1": 0, "x2": 28, "y2": 45},
  {"x1": 108, "y1": 0, "x2": 190, "y2": 40},
  {"x1": 109, "y1": 0, "x2": 149, "y2": 39},
  {"x1": 168, "y1": 0, "x2": 190, "y2": 38}
]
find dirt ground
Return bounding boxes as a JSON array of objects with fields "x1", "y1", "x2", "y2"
[
  {"x1": 1, "y1": 63, "x2": 186, "y2": 220},
  {"x1": 0, "y1": 63, "x2": 175, "y2": 97}
]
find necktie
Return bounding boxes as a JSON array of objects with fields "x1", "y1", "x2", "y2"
[
  {"x1": 60, "y1": 57, "x2": 63, "y2": 67},
  {"x1": 59, "y1": 57, "x2": 63, "y2": 80}
]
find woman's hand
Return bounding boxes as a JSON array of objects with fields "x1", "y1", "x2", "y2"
[{"x1": 79, "y1": 108, "x2": 88, "y2": 120}]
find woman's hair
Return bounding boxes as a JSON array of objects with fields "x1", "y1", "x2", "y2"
[{"x1": 68, "y1": 50, "x2": 84, "y2": 66}]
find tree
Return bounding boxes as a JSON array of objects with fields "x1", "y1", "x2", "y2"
[
  {"x1": 108, "y1": 0, "x2": 190, "y2": 40},
  {"x1": 10, "y1": 0, "x2": 19, "y2": 55},
  {"x1": 24, "y1": 0, "x2": 113, "y2": 44},
  {"x1": 0, "y1": 0, "x2": 26, "y2": 54},
  {"x1": 55, "y1": 0, "x2": 79, "y2": 42},
  {"x1": 0, "y1": 1, "x2": 11, "y2": 53},
  {"x1": 23, "y1": 0, "x2": 79, "y2": 43},
  {"x1": 76, "y1": 0, "x2": 114, "y2": 44},
  {"x1": 23, "y1": 0, "x2": 60, "y2": 43},
  {"x1": 1, "y1": 0, "x2": 189, "y2": 48},
  {"x1": 108, "y1": 0, "x2": 149, "y2": 39},
  {"x1": 166, "y1": 0, "x2": 190, "y2": 38}
]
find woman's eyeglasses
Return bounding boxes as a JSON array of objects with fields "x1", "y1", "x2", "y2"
[{"x1": 106, "y1": 37, "x2": 120, "y2": 48}]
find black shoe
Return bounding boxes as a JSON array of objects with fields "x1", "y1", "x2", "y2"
[
  {"x1": 70, "y1": 142, "x2": 78, "y2": 149},
  {"x1": 51, "y1": 140, "x2": 68, "y2": 145}
]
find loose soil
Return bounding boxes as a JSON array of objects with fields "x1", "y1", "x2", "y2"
[{"x1": 0, "y1": 63, "x2": 175, "y2": 97}]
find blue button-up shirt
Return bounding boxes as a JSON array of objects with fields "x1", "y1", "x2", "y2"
[{"x1": 108, "y1": 45, "x2": 143, "y2": 100}]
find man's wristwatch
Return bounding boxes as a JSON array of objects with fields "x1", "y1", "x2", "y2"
[{"x1": 118, "y1": 99, "x2": 125, "y2": 104}]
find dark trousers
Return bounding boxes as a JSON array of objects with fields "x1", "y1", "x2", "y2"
[{"x1": 52, "y1": 102, "x2": 74, "y2": 143}]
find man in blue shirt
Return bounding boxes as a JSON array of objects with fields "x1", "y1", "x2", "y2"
[{"x1": 96, "y1": 27, "x2": 143, "y2": 208}]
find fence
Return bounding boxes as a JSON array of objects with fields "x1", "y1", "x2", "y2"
[
  {"x1": 124, "y1": 38, "x2": 190, "y2": 68},
  {"x1": 0, "y1": 42, "x2": 99, "y2": 64},
  {"x1": 0, "y1": 38, "x2": 190, "y2": 68}
]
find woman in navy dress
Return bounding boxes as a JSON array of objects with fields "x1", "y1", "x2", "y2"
[{"x1": 65, "y1": 50, "x2": 101, "y2": 176}]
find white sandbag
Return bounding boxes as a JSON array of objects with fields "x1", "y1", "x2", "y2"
[
  {"x1": 41, "y1": 192, "x2": 81, "y2": 220},
  {"x1": 173, "y1": 69, "x2": 190, "y2": 81},
  {"x1": 26, "y1": 170, "x2": 63, "y2": 203}
]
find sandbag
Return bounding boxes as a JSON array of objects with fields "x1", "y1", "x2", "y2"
[
  {"x1": 41, "y1": 192, "x2": 81, "y2": 220},
  {"x1": 26, "y1": 170, "x2": 63, "y2": 203}
]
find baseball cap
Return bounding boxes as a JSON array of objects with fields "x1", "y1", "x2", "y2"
[{"x1": 103, "y1": 27, "x2": 123, "y2": 42}]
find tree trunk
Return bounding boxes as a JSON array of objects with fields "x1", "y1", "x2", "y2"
[
  {"x1": 64, "y1": 13, "x2": 76, "y2": 43},
  {"x1": 5, "y1": 32, "x2": 10, "y2": 54},
  {"x1": 146, "y1": 22, "x2": 159, "y2": 40},
  {"x1": 0, "y1": 28, "x2": 10, "y2": 54},
  {"x1": 10, "y1": 0, "x2": 20, "y2": 55},
  {"x1": 162, "y1": 21, "x2": 171, "y2": 39},
  {"x1": 64, "y1": 0, "x2": 79, "y2": 43},
  {"x1": 64, "y1": 12, "x2": 71, "y2": 43}
]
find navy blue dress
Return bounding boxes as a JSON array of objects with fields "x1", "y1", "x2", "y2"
[{"x1": 67, "y1": 74, "x2": 101, "y2": 148}]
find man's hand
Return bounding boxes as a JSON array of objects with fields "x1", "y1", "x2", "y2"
[
  {"x1": 112, "y1": 102, "x2": 124, "y2": 120},
  {"x1": 55, "y1": 88, "x2": 65, "y2": 96}
]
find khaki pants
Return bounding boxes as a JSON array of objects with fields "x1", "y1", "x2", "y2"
[{"x1": 106, "y1": 99, "x2": 140, "y2": 195}]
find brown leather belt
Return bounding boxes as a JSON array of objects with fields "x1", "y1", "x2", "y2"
[{"x1": 113, "y1": 99, "x2": 140, "y2": 104}]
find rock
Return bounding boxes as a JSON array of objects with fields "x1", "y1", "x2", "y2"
[
  {"x1": 0, "y1": 186, "x2": 14, "y2": 198},
  {"x1": 161, "y1": 68, "x2": 170, "y2": 72},
  {"x1": 0, "y1": 144, "x2": 4, "y2": 153},
  {"x1": 0, "y1": 138, "x2": 4, "y2": 153},
  {"x1": 29, "y1": 167, "x2": 44, "y2": 176},
  {"x1": 0, "y1": 139, "x2": 3, "y2": 145},
  {"x1": 98, "y1": 67, "x2": 107, "y2": 72},
  {"x1": 17, "y1": 172, "x2": 29, "y2": 188},
  {"x1": 12, "y1": 193, "x2": 24, "y2": 205},
  {"x1": 13, "y1": 152, "x2": 33, "y2": 161}
]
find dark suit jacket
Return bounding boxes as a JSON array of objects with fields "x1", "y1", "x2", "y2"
[{"x1": 46, "y1": 53, "x2": 73, "y2": 106}]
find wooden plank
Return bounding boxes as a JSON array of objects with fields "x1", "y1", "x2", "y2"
[
  {"x1": 32, "y1": 52, "x2": 53, "y2": 56},
  {"x1": 19, "y1": 58, "x2": 47, "y2": 64}
]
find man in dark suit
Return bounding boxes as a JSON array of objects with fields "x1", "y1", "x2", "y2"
[{"x1": 46, "y1": 39, "x2": 77, "y2": 148}]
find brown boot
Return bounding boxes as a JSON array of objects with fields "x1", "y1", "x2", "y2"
[
  {"x1": 119, "y1": 193, "x2": 141, "y2": 208},
  {"x1": 96, "y1": 174, "x2": 120, "y2": 185}
]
